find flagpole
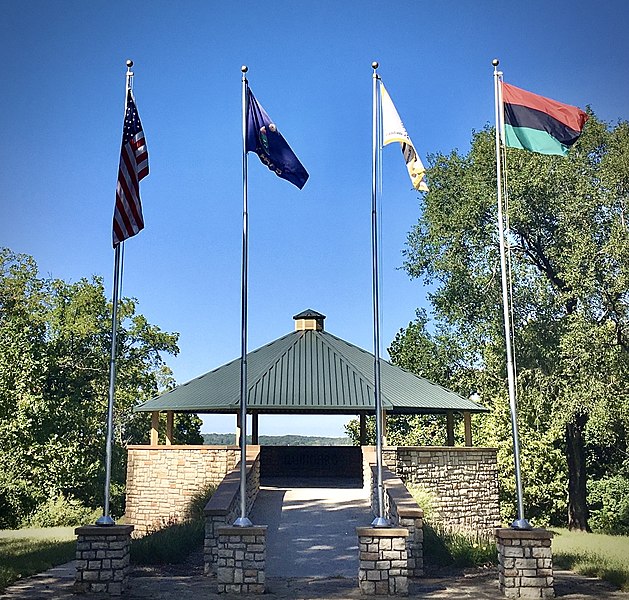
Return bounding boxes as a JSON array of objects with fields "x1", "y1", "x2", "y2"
[
  {"x1": 96, "y1": 60, "x2": 133, "y2": 527},
  {"x1": 492, "y1": 58, "x2": 530, "y2": 530},
  {"x1": 234, "y1": 64, "x2": 252, "y2": 527},
  {"x1": 371, "y1": 62, "x2": 389, "y2": 528}
]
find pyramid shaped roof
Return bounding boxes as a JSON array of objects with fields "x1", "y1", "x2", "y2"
[{"x1": 135, "y1": 314, "x2": 487, "y2": 415}]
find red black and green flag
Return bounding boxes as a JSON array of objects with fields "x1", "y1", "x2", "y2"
[{"x1": 502, "y1": 82, "x2": 588, "y2": 156}]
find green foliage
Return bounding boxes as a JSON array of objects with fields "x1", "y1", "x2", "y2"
[
  {"x1": 185, "y1": 483, "x2": 217, "y2": 521},
  {"x1": 393, "y1": 116, "x2": 629, "y2": 530},
  {"x1": 131, "y1": 481, "x2": 215, "y2": 565},
  {"x1": 202, "y1": 433, "x2": 350, "y2": 446},
  {"x1": 21, "y1": 495, "x2": 100, "y2": 528},
  {"x1": 406, "y1": 484, "x2": 436, "y2": 521},
  {"x1": 423, "y1": 524, "x2": 497, "y2": 568},
  {"x1": 130, "y1": 520, "x2": 205, "y2": 565},
  {"x1": 0, "y1": 248, "x2": 199, "y2": 528},
  {"x1": 406, "y1": 482, "x2": 496, "y2": 568},
  {"x1": 552, "y1": 527, "x2": 629, "y2": 591},
  {"x1": 588, "y1": 475, "x2": 629, "y2": 535},
  {"x1": 0, "y1": 527, "x2": 76, "y2": 592}
]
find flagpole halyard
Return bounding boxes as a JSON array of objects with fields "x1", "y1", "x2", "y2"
[
  {"x1": 371, "y1": 61, "x2": 390, "y2": 528},
  {"x1": 96, "y1": 60, "x2": 134, "y2": 527},
  {"x1": 234, "y1": 64, "x2": 252, "y2": 528},
  {"x1": 493, "y1": 58, "x2": 531, "y2": 530}
]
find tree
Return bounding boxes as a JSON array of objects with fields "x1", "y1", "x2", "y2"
[
  {"x1": 0, "y1": 248, "x2": 202, "y2": 527},
  {"x1": 396, "y1": 115, "x2": 629, "y2": 530}
]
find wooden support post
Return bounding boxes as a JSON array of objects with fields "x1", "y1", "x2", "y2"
[
  {"x1": 463, "y1": 411, "x2": 472, "y2": 446},
  {"x1": 251, "y1": 412, "x2": 259, "y2": 445},
  {"x1": 446, "y1": 411, "x2": 455, "y2": 446},
  {"x1": 381, "y1": 410, "x2": 387, "y2": 447},
  {"x1": 359, "y1": 413, "x2": 367, "y2": 446},
  {"x1": 150, "y1": 411, "x2": 159, "y2": 446},
  {"x1": 165, "y1": 411, "x2": 174, "y2": 445},
  {"x1": 235, "y1": 411, "x2": 242, "y2": 447}
]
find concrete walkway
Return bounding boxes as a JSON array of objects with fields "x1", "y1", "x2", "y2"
[{"x1": 250, "y1": 477, "x2": 369, "y2": 578}]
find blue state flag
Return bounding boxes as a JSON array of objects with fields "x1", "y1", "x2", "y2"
[{"x1": 246, "y1": 85, "x2": 309, "y2": 189}]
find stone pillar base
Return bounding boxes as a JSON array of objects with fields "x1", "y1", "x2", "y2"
[
  {"x1": 74, "y1": 524, "x2": 133, "y2": 596},
  {"x1": 217, "y1": 526, "x2": 267, "y2": 594},
  {"x1": 357, "y1": 527, "x2": 409, "y2": 596},
  {"x1": 496, "y1": 528, "x2": 554, "y2": 598}
]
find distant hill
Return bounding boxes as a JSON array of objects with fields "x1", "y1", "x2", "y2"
[{"x1": 202, "y1": 433, "x2": 351, "y2": 446}]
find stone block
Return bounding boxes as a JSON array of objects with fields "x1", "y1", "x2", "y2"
[
  {"x1": 518, "y1": 588, "x2": 544, "y2": 598},
  {"x1": 375, "y1": 580, "x2": 389, "y2": 594},
  {"x1": 514, "y1": 558, "x2": 538, "y2": 569},
  {"x1": 217, "y1": 567, "x2": 234, "y2": 584},
  {"x1": 532, "y1": 546, "x2": 552, "y2": 558},
  {"x1": 108, "y1": 581, "x2": 123, "y2": 596}
]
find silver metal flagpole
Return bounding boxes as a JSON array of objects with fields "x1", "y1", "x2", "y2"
[
  {"x1": 492, "y1": 58, "x2": 530, "y2": 530},
  {"x1": 96, "y1": 60, "x2": 134, "y2": 527},
  {"x1": 371, "y1": 61, "x2": 389, "y2": 528},
  {"x1": 234, "y1": 65, "x2": 252, "y2": 527}
]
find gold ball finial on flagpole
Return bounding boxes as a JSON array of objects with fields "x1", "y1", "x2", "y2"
[
  {"x1": 492, "y1": 58, "x2": 500, "y2": 67},
  {"x1": 126, "y1": 59, "x2": 133, "y2": 68},
  {"x1": 372, "y1": 61, "x2": 379, "y2": 70},
  {"x1": 241, "y1": 65, "x2": 248, "y2": 73}
]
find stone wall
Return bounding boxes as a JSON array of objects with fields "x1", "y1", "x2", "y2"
[
  {"x1": 204, "y1": 449, "x2": 261, "y2": 574},
  {"x1": 357, "y1": 527, "x2": 409, "y2": 596},
  {"x1": 74, "y1": 525, "x2": 133, "y2": 596},
  {"x1": 125, "y1": 445, "x2": 240, "y2": 536},
  {"x1": 370, "y1": 465, "x2": 424, "y2": 578},
  {"x1": 496, "y1": 528, "x2": 554, "y2": 598},
  {"x1": 382, "y1": 446, "x2": 500, "y2": 534},
  {"x1": 217, "y1": 526, "x2": 267, "y2": 594}
]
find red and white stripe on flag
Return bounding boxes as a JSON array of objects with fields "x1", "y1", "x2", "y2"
[{"x1": 113, "y1": 90, "x2": 149, "y2": 247}]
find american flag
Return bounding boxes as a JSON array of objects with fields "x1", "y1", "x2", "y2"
[{"x1": 113, "y1": 90, "x2": 149, "y2": 247}]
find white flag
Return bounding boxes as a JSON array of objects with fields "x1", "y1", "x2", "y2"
[{"x1": 381, "y1": 82, "x2": 428, "y2": 192}]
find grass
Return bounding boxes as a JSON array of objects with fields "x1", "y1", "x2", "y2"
[
  {"x1": 423, "y1": 523, "x2": 497, "y2": 568},
  {"x1": 551, "y1": 528, "x2": 629, "y2": 591},
  {"x1": 0, "y1": 527, "x2": 76, "y2": 592}
]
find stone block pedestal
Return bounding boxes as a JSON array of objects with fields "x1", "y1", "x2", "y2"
[
  {"x1": 74, "y1": 525, "x2": 133, "y2": 596},
  {"x1": 217, "y1": 525, "x2": 267, "y2": 594},
  {"x1": 496, "y1": 528, "x2": 554, "y2": 598},
  {"x1": 357, "y1": 527, "x2": 409, "y2": 596}
]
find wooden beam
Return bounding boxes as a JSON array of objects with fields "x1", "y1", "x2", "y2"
[
  {"x1": 235, "y1": 412, "x2": 242, "y2": 447},
  {"x1": 446, "y1": 411, "x2": 455, "y2": 446},
  {"x1": 464, "y1": 411, "x2": 472, "y2": 446},
  {"x1": 251, "y1": 412, "x2": 259, "y2": 445},
  {"x1": 382, "y1": 410, "x2": 388, "y2": 447},
  {"x1": 165, "y1": 411, "x2": 174, "y2": 445},
  {"x1": 359, "y1": 413, "x2": 367, "y2": 446},
  {"x1": 150, "y1": 411, "x2": 159, "y2": 445}
]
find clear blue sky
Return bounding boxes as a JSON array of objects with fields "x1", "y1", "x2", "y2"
[{"x1": 2, "y1": 1, "x2": 627, "y2": 437}]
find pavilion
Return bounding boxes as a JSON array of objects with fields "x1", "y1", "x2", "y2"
[{"x1": 134, "y1": 309, "x2": 487, "y2": 445}]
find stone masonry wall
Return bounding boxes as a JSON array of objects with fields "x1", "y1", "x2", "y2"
[
  {"x1": 74, "y1": 525, "x2": 133, "y2": 596},
  {"x1": 217, "y1": 526, "x2": 267, "y2": 594},
  {"x1": 357, "y1": 527, "x2": 409, "y2": 596},
  {"x1": 383, "y1": 447, "x2": 500, "y2": 534},
  {"x1": 204, "y1": 450, "x2": 261, "y2": 575},
  {"x1": 126, "y1": 445, "x2": 239, "y2": 536},
  {"x1": 371, "y1": 465, "x2": 424, "y2": 578}
]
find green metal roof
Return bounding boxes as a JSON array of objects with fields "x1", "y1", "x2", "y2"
[{"x1": 135, "y1": 320, "x2": 487, "y2": 415}]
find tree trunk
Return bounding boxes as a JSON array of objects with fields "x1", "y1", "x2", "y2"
[{"x1": 566, "y1": 413, "x2": 591, "y2": 531}]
